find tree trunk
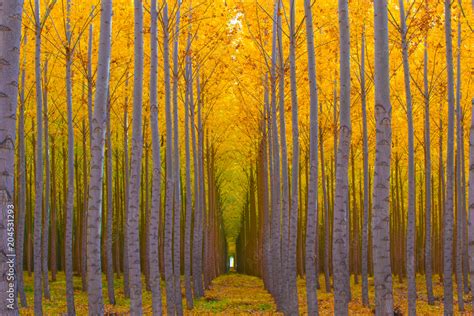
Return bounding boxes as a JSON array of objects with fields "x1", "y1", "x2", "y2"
[
  {"x1": 106, "y1": 99, "x2": 115, "y2": 305},
  {"x1": 372, "y1": 0, "x2": 394, "y2": 314},
  {"x1": 163, "y1": 2, "x2": 177, "y2": 313},
  {"x1": 454, "y1": 15, "x2": 464, "y2": 313},
  {"x1": 86, "y1": 0, "x2": 113, "y2": 313},
  {"x1": 398, "y1": 1, "x2": 416, "y2": 313},
  {"x1": 269, "y1": 1, "x2": 282, "y2": 307},
  {"x1": 16, "y1": 31, "x2": 28, "y2": 308},
  {"x1": 303, "y1": 0, "x2": 320, "y2": 313},
  {"x1": 42, "y1": 58, "x2": 51, "y2": 300},
  {"x1": 34, "y1": 1, "x2": 44, "y2": 312},
  {"x1": 468, "y1": 97, "x2": 474, "y2": 313},
  {"x1": 172, "y1": 4, "x2": 183, "y2": 314},
  {"x1": 275, "y1": 2, "x2": 290, "y2": 311},
  {"x1": 332, "y1": 0, "x2": 351, "y2": 314},
  {"x1": 423, "y1": 39, "x2": 435, "y2": 305},
  {"x1": 360, "y1": 28, "x2": 369, "y2": 307},
  {"x1": 442, "y1": 0, "x2": 455, "y2": 313},
  {"x1": 127, "y1": 0, "x2": 145, "y2": 313},
  {"x1": 288, "y1": 1, "x2": 299, "y2": 313},
  {"x1": 320, "y1": 126, "x2": 331, "y2": 293},
  {"x1": 191, "y1": 66, "x2": 204, "y2": 298},
  {"x1": 184, "y1": 29, "x2": 194, "y2": 310},
  {"x1": 65, "y1": 31, "x2": 76, "y2": 308},
  {"x1": 149, "y1": 0, "x2": 163, "y2": 313}
]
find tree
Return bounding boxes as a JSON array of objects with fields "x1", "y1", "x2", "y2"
[
  {"x1": 86, "y1": 0, "x2": 113, "y2": 313},
  {"x1": 106, "y1": 96, "x2": 115, "y2": 305},
  {"x1": 287, "y1": 0, "x2": 299, "y2": 313},
  {"x1": 332, "y1": 0, "x2": 351, "y2": 313},
  {"x1": 172, "y1": 3, "x2": 183, "y2": 313},
  {"x1": 360, "y1": 28, "x2": 369, "y2": 307},
  {"x1": 0, "y1": 17, "x2": 24, "y2": 291},
  {"x1": 269, "y1": 1, "x2": 282, "y2": 306},
  {"x1": 423, "y1": 39, "x2": 434, "y2": 305},
  {"x1": 372, "y1": 0, "x2": 394, "y2": 314},
  {"x1": 42, "y1": 58, "x2": 51, "y2": 300},
  {"x1": 454, "y1": 14, "x2": 464, "y2": 313},
  {"x1": 442, "y1": 0, "x2": 455, "y2": 313},
  {"x1": 163, "y1": 2, "x2": 177, "y2": 313},
  {"x1": 304, "y1": 0, "x2": 320, "y2": 313},
  {"x1": 469, "y1": 97, "x2": 474, "y2": 313},
  {"x1": 33, "y1": 0, "x2": 45, "y2": 313},
  {"x1": 64, "y1": 0, "x2": 76, "y2": 313},
  {"x1": 16, "y1": 30, "x2": 28, "y2": 309},
  {"x1": 149, "y1": 0, "x2": 163, "y2": 313},
  {"x1": 398, "y1": 1, "x2": 416, "y2": 313},
  {"x1": 127, "y1": 0, "x2": 145, "y2": 312},
  {"x1": 184, "y1": 27, "x2": 194, "y2": 310}
]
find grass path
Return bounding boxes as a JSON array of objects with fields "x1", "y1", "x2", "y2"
[
  {"x1": 19, "y1": 272, "x2": 277, "y2": 315},
  {"x1": 19, "y1": 272, "x2": 473, "y2": 315}
]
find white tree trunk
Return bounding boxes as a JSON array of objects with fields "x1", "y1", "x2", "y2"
[
  {"x1": 86, "y1": 0, "x2": 113, "y2": 313},
  {"x1": 42, "y1": 58, "x2": 51, "y2": 300},
  {"x1": 172, "y1": 4, "x2": 183, "y2": 314},
  {"x1": 423, "y1": 39, "x2": 434, "y2": 305},
  {"x1": 304, "y1": 0, "x2": 320, "y2": 313},
  {"x1": 288, "y1": 0, "x2": 299, "y2": 314},
  {"x1": 105, "y1": 97, "x2": 115, "y2": 305},
  {"x1": 127, "y1": 0, "x2": 145, "y2": 313},
  {"x1": 163, "y1": 2, "x2": 177, "y2": 313},
  {"x1": 360, "y1": 28, "x2": 369, "y2": 307},
  {"x1": 0, "y1": 1, "x2": 24, "y2": 312},
  {"x1": 442, "y1": 0, "x2": 455, "y2": 313},
  {"x1": 33, "y1": 1, "x2": 44, "y2": 313},
  {"x1": 332, "y1": 0, "x2": 351, "y2": 314},
  {"x1": 149, "y1": 0, "x2": 163, "y2": 314},
  {"x1": 398, "y1": 1, "x2": 416, "y2": 314},
  {"x1": 468, "y1": 97, "x2": 474, "y2": 313},
  {"x1": 184, "y1": 30, "x2": 194, "y2": 310},
  {"x1": 454, "y1": 16, "x2": 464, "y2": 313},
  {"x1": 16, "y1": 31, "x2": 28, "y2": 309},
  {"x1": 372, "y1": 0, "x2": 394, "y2": 314},
  {"x1": 64, "y1": 0, "x2": 76, "y2": 313},
  {"x1": 269, "y1": 1, "x2": 282, "y2": 307}
]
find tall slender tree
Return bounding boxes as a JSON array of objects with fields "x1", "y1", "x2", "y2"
[
  {"x1": 42, "y1": 58, "x2": 51, "y2": 300},
  {"x1": 423, "y1": 39, "x2": 434, "y2": 305},
  {"x1": 127, "y1": 0, "x2": 145, "y2": 312},
  {"x1": 360, "y1": 28, "x2": 369, "y2": 307},
  {"x1": 106, "y1": 97, "x2": 115, "y2": 305},
  {"x1": 398, "y1": 1, "x2": 416, "y2": 313},
  {"x1": 163, "y1": 2, "x2": 177, "y2": 313},
  {"x1": 468, "y1": 97, "x2": 474, "y2": 313},
  {"x1": 172, "y1": 3, "x2": 183, "y2": 313},
  {"x1": 332, "y1": 0, "x2": 351, "y2": 314},
  {"x1": 33, "y1": 0, "x2": 44, "y2": 313},
  {"x1": 86, "y1": 0, "x2": 113, "y2": 313},
  {"x1": 269, "y1": 1, "x2": 282, "y2": 306},
  {"x1": 149, "y1": 0, "x2": 163, "y2": 314},
  {"x1": 1, "y1": 3, "x2": 24, "y2": 311},
  {"x1": 16, "y1": 30, "x2": 28, "y2": 309},
  {"x1": 304, "y1": 0, "x2": 320, "y2": 313},
  {"x1": 442, "y1": 0, "x2": 455, "y2": 313},
  {"x1": 184, "y1": 27, "x2": 194, "y2": 310},
  {"x1": 454, "y1": 14, "x2": 464, "y2": 313},
  {"x1": 372, "y1": 0, "x2": 394, "y2": 314},
  {"x1": 288, "y1": 0, "x2": 299, "y2": 313},
  {"x1": 64, "y1": 0, "x2": 76, "y2": 313}
]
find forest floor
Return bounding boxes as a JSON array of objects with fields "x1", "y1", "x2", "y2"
[{"x1": 19, "y1": 272, "x2": 473, "y2": 315}]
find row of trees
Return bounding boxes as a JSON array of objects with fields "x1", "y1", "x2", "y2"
[
  {"x1": 236, "y1": 0, "x2": 473, "y2": 315},
  {"x1": 1, "y1": 0, "x2": 230, "y2": 314}
]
